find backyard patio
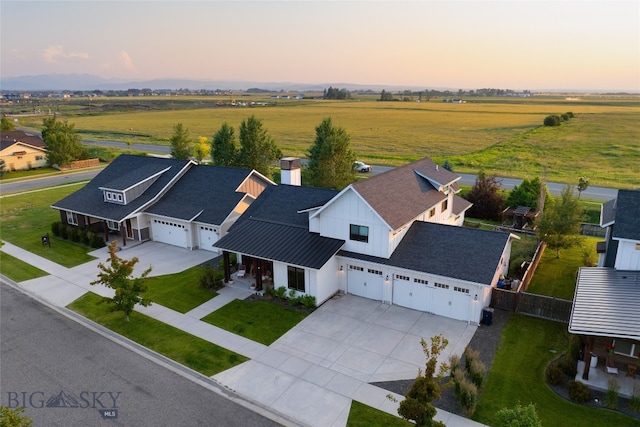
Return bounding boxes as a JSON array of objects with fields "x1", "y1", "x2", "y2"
[{"x1": 576, "y1": 358, "x2": 639, "y2": 398}]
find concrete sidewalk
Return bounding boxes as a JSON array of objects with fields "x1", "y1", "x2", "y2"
[{"x1": 1, "y1": 241, "x2": 486, "y2": 427}]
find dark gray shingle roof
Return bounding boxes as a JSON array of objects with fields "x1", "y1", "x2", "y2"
[
  {"x1": 339, "y1": 222, "x2": 511, "y2": 285},
  {"x1": 611, "y1": 189, "x2": 640, "y2": 241},
  {"x1": 52, "y1": 155, "x2": 192, "y2": 222},
  {"x1": 145, "y1": 165, "x2": 253, "y2": 224}
]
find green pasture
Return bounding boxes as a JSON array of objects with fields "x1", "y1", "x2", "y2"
[{"x1": 17, "y1": 95, "x2": 640, "y2": 188}]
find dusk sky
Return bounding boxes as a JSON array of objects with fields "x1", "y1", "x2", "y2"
[{"x1": 2, "y1": 1, "x2": 639, "y2": 92}]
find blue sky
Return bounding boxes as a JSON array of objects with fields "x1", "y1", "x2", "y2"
[{"x1": 1, "y1": 1, "x2": 639, "y2": 91}]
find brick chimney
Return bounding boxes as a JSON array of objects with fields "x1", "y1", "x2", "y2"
[{"x1": 280, "y1": 157, "x2": 301, "y2": 186}]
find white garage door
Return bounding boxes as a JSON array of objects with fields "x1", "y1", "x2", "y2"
[
  {"x1": 430, "y1": 282, "x2": 452, "y2": 318},
  {"x1": 151, "y1": 218, "x2": 188, "y2": 248},
  {"x1": 347, "y1": 265, "x2": 384, "y2": 301},
  {"x1": 198, "y1": 225, "x2": 219, "y2": 253},
  {"x1": 392, "y1": 278, "x2": 432, "y2": 312},
  {"x1": 450, "y1": 286, "x2": 471, "y2": 322}
]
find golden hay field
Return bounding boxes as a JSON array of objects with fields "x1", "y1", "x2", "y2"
[{"x1": 18, "y1": 96, "x2": 640, "y2": 188}]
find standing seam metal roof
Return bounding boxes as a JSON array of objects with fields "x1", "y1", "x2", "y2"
[{"x1": 569, "y1": 268, "x2": 640, "y2": 340}]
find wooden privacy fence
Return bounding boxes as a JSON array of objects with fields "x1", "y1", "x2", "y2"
[{"x1": 491, "y1": 288, "x2": 573, "y2": 323}]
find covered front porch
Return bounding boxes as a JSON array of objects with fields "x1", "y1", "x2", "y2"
[{"x1": 576, "y1": 358, "x2": 638, "y2": 398}]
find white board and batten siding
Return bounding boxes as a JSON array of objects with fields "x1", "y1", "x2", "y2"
[
  {"x1": 314, "y1": 188, "x2": 393, "y2": 258},
  {"x1": 614, "y1": 240, "x2": 640, "y2": 270}
]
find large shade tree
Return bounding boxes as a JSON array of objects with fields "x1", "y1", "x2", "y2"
[
  {"x1": 536, "y1": 185, "x2": 585, "y2": 258},
  {"x1": 465, "y1": 172, "x2": 505, "y2": 221},
  {"x1": 236, "y1": 115, "x2": 281, "y2": 177},
  {"x1": 211, "y1": 122, "x2": 237, "y2": 167},
  {"x1": 170, "y1": 123, "x2": 192, "y2": 160},
  {"x1": 1, "y1": 116, "x2": 15, "y2": 130},
  {"x1": 306, "y1": 117, "x2": 356, "y2": 189},
  {"x1": 41, "y1": 116, "x2": 85, "y2": 167}
]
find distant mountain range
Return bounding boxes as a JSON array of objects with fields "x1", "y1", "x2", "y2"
[
  {"x1": 0, "y1": 73, "x2": 427, "y2": 92},
  {"x1": 1, "y1": 73, "x2": 634, "y2": 94}
]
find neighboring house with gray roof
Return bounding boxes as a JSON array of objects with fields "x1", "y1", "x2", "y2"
[
  {"x1": 216, "y1": 157, "x2": 515, "y2": 323},
  {"x1": 52, "y1": 154, "x2": 274, "y2": 251},
  {"x1": 569, "y1": 189, "x2": 640, "y2": 380}
]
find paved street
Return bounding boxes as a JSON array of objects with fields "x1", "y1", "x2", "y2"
[{"x1": 0, "y1": 283, "x2": 282, "y2": 427}]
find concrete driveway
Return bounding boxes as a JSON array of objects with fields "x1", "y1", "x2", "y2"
[{"x1": 215, "y1": 293, "x2": 477, "y2": 427}]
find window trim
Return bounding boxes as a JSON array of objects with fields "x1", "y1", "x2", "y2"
[
  {"x1": 66, "y1": 211, "x2": 78, "y2": 225},
  {"x1": 287, "y1": 266, "x2": 305, "y2": 292},
  {"x1": 349, "y1": 224, "x2": 369, "y2": 243}
]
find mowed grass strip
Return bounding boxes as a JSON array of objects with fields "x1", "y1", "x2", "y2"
[
  {"x1": 143, "y1": 265, "x2": 218, "y2": 313},
  {"x1": 200, "y1": 299, "x2": 307, "y2": 346},
  {"x1": 0, "y1": 251, "x2": 49, "y2": 282},
  {"x1": 346, "y1": 400, "x2": 411, "y2": 427},
  {"x1": 0, "y1": 184, "x2": 96, "y2": 267},
  {"x1": 527, "y1": 236, "x2": 600, "y2": 300},
  {"x1": 68, "y1": 292, "x2": 247, "y2": 376},
  {"x1": 473, "y1": 315, "x2": 638, "y2": 427}
]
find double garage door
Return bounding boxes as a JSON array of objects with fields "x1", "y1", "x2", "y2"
[{"x1": 393, "y1": 278, "x2": 471, "y2": 321}]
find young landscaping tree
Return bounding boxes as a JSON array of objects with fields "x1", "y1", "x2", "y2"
[
  {"x1": 577, "y1": 176, "x2": 589, "y2": 198},
  {"x1": 536, "y1": 185, "x2": 585, "y2": 258},
  {"x1": 90, "y1": 241, "x2": 152, "y2": 322},
  {"x1": 392, "y1": 335, "x2": 450, "y2": 427},
  {"x1": 495, "y1": 403, "x2": 542, "y2": 427},
  {"x1": 1, "y1": 115, "x2": 15, "y2": 130},
  {"x1": 211, "y1": 122, "x2": 237, "y2": 167},
  {"x1": 465, "y1": 171, "x2": 505, "y2": 221},
  {"x1": 170, "y1": 123, "x2": 192, "y2": 160},
  {"x1": 236, "y1": 115, "x2": 282, "y2": 177},
  {"x1": 0, "y1": 406, "x2": 33, "y2": 427},
  {"x1": 41, "y1": 116, "x2": 86, "y2": 167},
  {"x1": 194, "y1": 136, "x2": 209, "y2": 163},
  {"x1": 506, "y1": 177, "x2": 547, "y2": 211},
  {"x1": 306, "y1": 117, "x2": 356, "y2": 189}
]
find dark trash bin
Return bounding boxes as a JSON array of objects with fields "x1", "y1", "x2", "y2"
[{"x1": 481, "y1": 308, "x2": 494, "y2": 326}]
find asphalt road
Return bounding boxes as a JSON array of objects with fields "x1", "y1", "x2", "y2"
[
  {"x1": 0, "y1": 139, "x2": 619, "y2": 201},
  {"x1": 0, "y1": 283, "x2": 281, "y2": 427}
]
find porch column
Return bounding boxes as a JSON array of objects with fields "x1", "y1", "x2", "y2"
[
  {"x1": 223, "y1": 251, "x2": 231, "y2": 283},
  {"x1": 103, "y1": 222, "x2": 109, "y2": 242},
  {"x1": 582, "y1": 335, "x2": 595, "y2": 380},
  {"x1": 256, "y1": 261, "x2": 263, "y2": 291},
  {"x1": 121, "y1": 222, "x2": 127, "y2": 247}
]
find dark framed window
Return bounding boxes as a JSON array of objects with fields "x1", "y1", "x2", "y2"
[
  {"x1": 441, "y1": 199, "x2": 448, "y2": 212},
  {"x1": 287, "y1": 266, "x2": 305, "y2": 292},
  {"x1": 350, "y1": 224, "x2": 369, "y2": 243}
]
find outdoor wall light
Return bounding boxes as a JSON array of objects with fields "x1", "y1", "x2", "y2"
[
  {"x1": 385, "y1": 275, "x2": 389, "y2": 281},
  {"x1": 474, "y1": 294, "x2": 478, "y2": 301},
  {"x1": 339, "y1": 265, "x2": 343, "y2": 272}
]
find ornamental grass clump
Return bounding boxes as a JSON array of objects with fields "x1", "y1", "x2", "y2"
[
  {"x1": 604, "y1": 378, "x2": 620, "y2": 409},
  {"x1": 568, "y1": 380, "x2": 591, "y2": 403}
]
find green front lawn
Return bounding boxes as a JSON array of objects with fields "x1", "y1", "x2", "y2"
[
  {"x1": 0, "y1": 251, "x2": 49, "y2": 281},
  {"x1": 474, "y1": 314, "x2": 638, "y2": 427},
  {"x1": 346, "y1": 401, "x2": 410, "y2": 427},
  {"x1": 200, "y1": 299, "x2": 307, "y2": 346},
  {"x1": 0, "y1": 184, "x2": 96, "y2": 267},
  {"x1": 68, "y1": 292, "x2": 247, "y2": 376},
  {"x1": 143, "y1": 265, "x2": 217, "y2": 313},
  {"x1": 527, "y1": 236, "x2": 599, "y2": 300}
]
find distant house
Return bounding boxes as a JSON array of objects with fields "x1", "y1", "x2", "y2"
[
  {"x1": 216, "y1": 157, "x2": 517, "y2": 323},
  {"x1": 52, "y1": 154, "x2": 274, "y2": 250},
  {"x1": 569, "y1": 189, "x2": 640, "y2": 380},
  {"x1": 0, "y1": 130, "x2": 47, "y2": 171}
]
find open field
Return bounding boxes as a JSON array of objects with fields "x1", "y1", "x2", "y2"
[{"x1": 12, "y1": 95, "x2": 640, "y2": 188}]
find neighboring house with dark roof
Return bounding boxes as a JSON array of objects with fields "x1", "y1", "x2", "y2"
[
  {"x1": 0, "y1": 130, "x2": 47, "y2": 171},
  {"x1": 51, "y1": 154, "x2": 274, "y2": 251},
  {"x1": 569, "y1": 189, "x2": 640, "y2": 380},
  {"x1": 216, "y1": 157, "x2": 516, "y2": 323}
]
